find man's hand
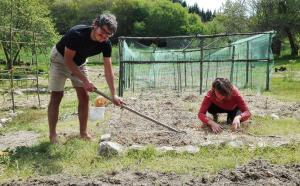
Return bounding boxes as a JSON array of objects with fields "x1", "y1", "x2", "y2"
[
  {"x1": 231, "y1": 115, "x2": 241, "y2": 131},
  {"x1": 82, "y1": 80, "x2": 95, "y2": 92},
  {"x1": 209, "y1": 122, "x2": 223, "y2": 134},
  {"x1": 112, "y1": 95, "x2": 125, "y2": 107}
]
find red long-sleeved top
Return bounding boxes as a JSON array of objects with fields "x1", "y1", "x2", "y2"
[{"x1": 198, "y1": 87, "x2": 251, "y2": 124}]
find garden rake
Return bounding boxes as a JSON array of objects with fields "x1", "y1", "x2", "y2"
[{"x1": 94, "y1": 88, "x2": 186, "y2": 134}]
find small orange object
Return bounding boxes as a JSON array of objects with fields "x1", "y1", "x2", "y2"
[{"x1": 95, "y1": 96, "x2": 108, "y2": 107}]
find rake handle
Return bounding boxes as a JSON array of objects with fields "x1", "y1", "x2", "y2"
[{"x1": 93, "y1": 89, "x2": 182, "y2": 133}]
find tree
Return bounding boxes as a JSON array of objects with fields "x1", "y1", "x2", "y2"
[
  {"x1": 184, "y1": 13, "x2": 205, "y2": 34},
  {"x1": 218, "y1": 0, "x2": 250, "y2": 33},
  {"x1": 0, "y1": 0, "x2": 58, "y2": 69},
  {"x1": 205, "y1": 14, "x2": 226, "y2": 34},
  {"x1": 144, "y1": 0, "x2": 189, "y2": 36},
  {"x1": 112, "y1": 0, "x2": 150, "y2": 37},
  {"x1": 49, "y1": 0, "x2": 79, "y2": 34},
  {"x1": 252, "y1": 0, "x2": 300, "y2": 56},
  {"x1": 172, "y1": 0, "x2": 187, "y2": 7}
]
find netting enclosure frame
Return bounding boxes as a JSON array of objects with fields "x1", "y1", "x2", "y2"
[
  {"x1": 118, "y1": 31, "x2": 275, "y2": 96},
  {"x1": 0, "y1": 26, "x2": 47, "y2": 112}
]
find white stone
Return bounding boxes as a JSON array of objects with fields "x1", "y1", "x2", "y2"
[
  {"x1": 100, "y1": 134, "x2": 111, "y2": 142},
  {"x1": 293, "y1": 110, "x2": 300, "y2": 120},
  {"x1": 0, "y1": 118, "x2": 12, "y2": 124},
  {"x1": 99, "y1": 141, "x2": 123, "y2": 155},
  {"x1": 257, "y1": 141, "x2": 267, "y2": 148},
  {"x1": 270, "y1": 113, "x2": 279, "y2": 120},
  {"x1": 228, "y1": 140, "x2": 244, "y2": 148},
  {"x1": 9, "y1": 112, "x2": 18, "y2": 118},
  {"x1": 175, "y1": 145, "x2": 199, "y2": 154},
  {"x1": 128, "y1": 144, "x2": 145, "y2": 150},
  {"x1": 14, "y1": 89, "x2": 23, "y2": 95},
  {"x1": 156, "y1": 146, "x2": 175, "y2": 152}
]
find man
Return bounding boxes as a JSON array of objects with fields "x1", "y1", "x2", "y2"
[{"x1": 48, "y1": 13, "x2": 124, "y2": 143}]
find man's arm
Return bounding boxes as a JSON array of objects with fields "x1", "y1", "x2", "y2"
[
  {"x1": 103, "y1": 57, "x2": 124, "y2": 106},
  {"x1": 64, "y1": 47, "x2": 94, "y2": 91},
  {"x1": 103, "y1": 57, "x2": 116, "y2": 96}
]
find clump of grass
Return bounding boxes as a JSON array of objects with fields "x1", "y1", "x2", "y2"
[
  {"x1": 264, "y1": 77, "x2": 300, "y2": 101},
  {"x1": 265, "y1": 57, "x2": 300, "y2": 101},
  {"x1": 0, "y1": 109, "x2": 47, "y2": 133},
  {"x1": 248, "y1": 116, "x2": 300, "y2": 136}
]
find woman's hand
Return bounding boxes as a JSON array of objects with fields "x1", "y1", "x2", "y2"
[
  {"x1": 231, "y1": 115, "x2": 241, "y2": 131},
  {"x1": 209, "y1": 121, "x2": 223, "y2": 134}
]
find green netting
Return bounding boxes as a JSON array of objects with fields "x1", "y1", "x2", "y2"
[{"x1": 119, "y1": 31, "x2": 275, "y2": 95}]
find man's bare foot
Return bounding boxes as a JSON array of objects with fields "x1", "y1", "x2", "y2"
[
  {"x1": 49, "y1": 135, "x2": 58, "y2": 144},
  {"x1": 80, "y1": 133, "x2": 93, "y2": 141}
]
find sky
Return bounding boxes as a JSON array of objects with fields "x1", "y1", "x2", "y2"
[{"x1": 184, "y1": 0, "x2": 227, "y2": 11}]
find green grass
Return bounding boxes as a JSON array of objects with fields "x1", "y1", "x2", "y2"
[
  {"x1": 0, "y1": 140, "x2": 299, "y2": 180},
  {"x1": 0, "y1": 109, "x2": 47, "y2": 134},
  {"x1": 0, "y1": 104, "x2": 299, "y2": 181},
  {"x1": 264, "y1": 78, "x2": 300, "y2": 101},
  {"x1": 86, "y1": 46, "x2": 119, "y2": 66},
  {"x1": 264, "y1": 56, "x2": 300, "y2": 101},
  {"x1": 249, "y1": 116, "x2": 300, "y2": 136}
]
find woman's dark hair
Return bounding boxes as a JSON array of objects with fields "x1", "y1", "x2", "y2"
[{"x1": 212, "y1": 77, "x2": 233, "y2": 97}]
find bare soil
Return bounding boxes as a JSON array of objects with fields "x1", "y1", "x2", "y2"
[
  {"x1": 107, "y1": 90, "x2": 300, "y2": 147},
  {"x1": 1, "y1": 160, "x2": 299, "y2": 186},
  {"x1": 0, "y1": 131, "x2": 39, "y2": 151}
]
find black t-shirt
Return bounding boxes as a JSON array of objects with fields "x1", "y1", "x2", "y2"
[{"x1": 56, "y1": 25, "x2": 112, "y2": 66}]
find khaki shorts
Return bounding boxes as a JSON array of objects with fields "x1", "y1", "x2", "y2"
[{"x1": 48, "y1": 47, "x2": 88, "y2": 91}]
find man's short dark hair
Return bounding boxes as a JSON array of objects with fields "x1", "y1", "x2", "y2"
[{"x1": 94, "y1": 13, "x2": 117, "y2": 34}]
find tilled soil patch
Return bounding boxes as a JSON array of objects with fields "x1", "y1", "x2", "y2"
[
  {"x1": 0, "y1": 131, "x2": 39, "y2": 151},
  {"x1": 106, "y1": 90, "x2": 300, "y2": 147},
  {"x1": 1, "y1": 160, "x2": 299, "y2": 186}
]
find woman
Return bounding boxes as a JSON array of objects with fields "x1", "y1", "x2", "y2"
[{"x1": 198, "y1": 78, "x2": 251, "y2": 133}]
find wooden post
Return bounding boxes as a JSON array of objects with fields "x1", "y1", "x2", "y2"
[
  {"x1": 205, "y1": 51, "x2": 210, "y2": 90},
  {"x1": 191, "y1": 56, "x2": 194, "y2": 87},
  {"x1": 245, "y1": 41, "x2": 250, "y2": 88},
  {"x1": 118, "y1": 38, "x2": 124, "y2": 96},
  {"x1": 9, "y1": 0, "x2": 15, "y2": 112},
  {"x1": 266, "y1": 33, "x2": 272, "y2": 90},
  {"x1": 131, "y1": 63, "x2": 135, "y2": 92},
  {"x1": 230, "y1": 46, "x2": 235, "y2": 82},
  {"x1": 173, "y1": 63, "x2": 177, "y2": 90},
  {"x1": 32, "y1": 32, "x2": 41, "y2": 107},
  {"x1": 153, "y1": 63, "x2": 156, "y2": 88},
  {"x1": 200, "y1": 46, "x2": 203, "y2": 94},
  {"x1": 184, "y1": 52, "x2": 187, "y2": 87}
]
